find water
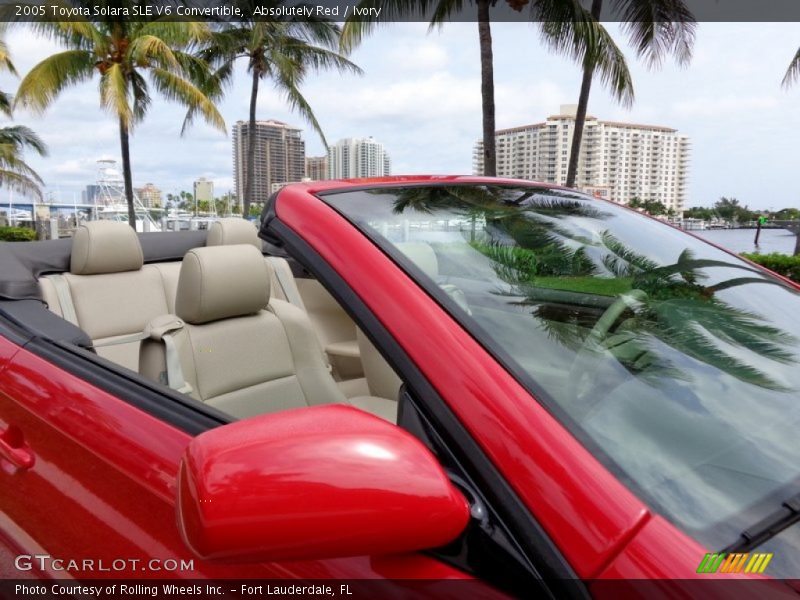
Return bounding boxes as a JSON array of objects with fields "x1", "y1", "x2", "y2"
[{"x1": 693, "y1": 228, "x2": 798, "y2": 255}]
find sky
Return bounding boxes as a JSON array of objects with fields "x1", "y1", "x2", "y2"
[{"x1": 0, "y1": 22, "x2": 798, "y2": 209}]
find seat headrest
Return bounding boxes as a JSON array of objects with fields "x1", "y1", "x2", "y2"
[
  {"x1": 71, "y1": 221, "x2": 144, "y2": 275},
  {"x1": 176, "y1": 245, "x2": 271, "y2": 324},
  {"x1": 206, "y1": 218, "x2": 262, "y2": 249},
  {"x1": 396, "y1": 242, "x2": 438, "y2": 279}
]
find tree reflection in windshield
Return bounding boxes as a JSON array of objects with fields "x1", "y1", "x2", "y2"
[{"x1": 379, "y1": 185, "x2": 798, "y2": 393}]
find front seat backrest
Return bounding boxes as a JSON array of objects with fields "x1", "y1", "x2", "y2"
[{"x1": 140, "y1": 244, "x2": 349, "y2": 419}]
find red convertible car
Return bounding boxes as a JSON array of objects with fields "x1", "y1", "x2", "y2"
[{"x1": 1, "y1": 177, "x2": 799, "y2": 597}]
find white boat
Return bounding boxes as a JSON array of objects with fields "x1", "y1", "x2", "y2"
[
  {"x1": 94, "y1": 160, "x2": 161, "y2": 233},
  {"x1": 6, "y1": 208, "x2": 32, "y2": 221}
]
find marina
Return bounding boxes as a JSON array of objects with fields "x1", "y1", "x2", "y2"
[{"x1": 0, "y1": 160, "x2": 226, "y2": 237}]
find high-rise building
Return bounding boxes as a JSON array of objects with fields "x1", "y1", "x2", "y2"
[
  {"x1": 305, "y1": 155, "x2": 328, "y2": 181},
  {"x1": 327, "y1": 137, "x2": 391, "y2": 179},
  {"x1": 232, "y1": 120, "x2": 305, "y2": 206},
  {"x1": 82, "y1": 184, "x2": 105, "y2": 204},
  {"x1": 134, "y1": 183, "x2": 162, "y2": 209},
  {"x1": 193, "y1": 177, "x2": 214, "y2": 204},
  {"x1": 473, "y1": 105, "x2": 691, "y2": 210}
]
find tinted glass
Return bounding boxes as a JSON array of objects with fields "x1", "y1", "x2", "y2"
[{"x1": 322, "y1": 184, "x2": 800, "y2": 576}]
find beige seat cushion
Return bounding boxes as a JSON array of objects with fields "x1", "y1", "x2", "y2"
[{"x1": 357, "y1": 327, "x2": 403, "y2": 402}]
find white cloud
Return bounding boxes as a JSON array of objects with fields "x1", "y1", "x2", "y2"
[
  {"x1": 672, "y1": 95, "x2": 780, "y2": 118},
  {"x1": 388, "y1": 41, "x2": 450, "y2": 70}
]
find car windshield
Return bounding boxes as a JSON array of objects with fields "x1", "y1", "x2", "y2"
[{"x1": 321, "y1": 183, "x2": 800, "y2": 574}]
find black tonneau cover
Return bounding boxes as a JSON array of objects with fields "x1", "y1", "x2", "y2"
[{"x1": 0, "y1": 231, "x2": 208, "y2": 301}]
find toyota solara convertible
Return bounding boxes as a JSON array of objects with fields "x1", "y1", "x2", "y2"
[{"x1": 1, "y1": 177, "x2": 800, "y2": 597}]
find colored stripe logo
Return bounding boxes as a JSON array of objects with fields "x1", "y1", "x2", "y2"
[{"x1": 697, "y1": 552, "x2": 773, "y2": 574}]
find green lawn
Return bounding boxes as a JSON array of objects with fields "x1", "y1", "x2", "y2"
[{"x1": 528, "y1": 276, "x2": 633, "y2": 296}]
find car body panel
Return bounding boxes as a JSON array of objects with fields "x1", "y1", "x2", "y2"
[{"x1": 0, "y1": 319, "x2": 479, "y2": 580}]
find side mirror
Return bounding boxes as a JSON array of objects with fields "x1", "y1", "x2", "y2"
[{"x1": 177, "y1": 405, "x2": 470, "y2": 562}]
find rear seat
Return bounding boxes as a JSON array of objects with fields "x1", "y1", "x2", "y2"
[
  {"x1": 38, "y1": 219, "x2": 401, "y2": 418},
  {"x1": 39, "y1": 221, "x2": 177, "y2": 370},
  {"x1": 139, "y1": 245, "x2": 397, "y2": 422},
  {"x1": 206, "y1": 218, "x2": 305, "y2": 309}
]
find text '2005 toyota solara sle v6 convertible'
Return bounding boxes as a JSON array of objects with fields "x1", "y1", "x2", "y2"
[{"x1": 1, "y1": 177, "x2": 800, "y2": 598}]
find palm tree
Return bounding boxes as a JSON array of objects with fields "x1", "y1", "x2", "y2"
[
  {"x1": 343, "y1": 0, "x2": 633, "y2": 178},
  {"x1": 201, "y1": 2, "x2": 361, "y2": 218},
  {"x1": 14, "y1": 5, "x2": 225, "y2": 228},
  {"x1": 0, "y1": 35, "x2": 47, "y2": 201},
  {"x1": 565, "y1": 2, "x2": 696, "y2": 188},
  {"x1": 0, "y1": 35, "x2": 16, "y2": 116},
  {"x1": 0, "y1": 126, "x2": 48, "y2": 201}
]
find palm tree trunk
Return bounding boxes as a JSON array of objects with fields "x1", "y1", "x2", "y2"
[
  {"x1": 119, "y1": 116, "x2": 136, "y2": 230},
  {"x1": 477, "y1": 0, "x2": 496, "y2": 177},
  {"x1": 565, "y1": 0, "x2": 603, "y2": 189},
  {"x1": 243, "y1": 68, "x2": 260, "y2": 218}
]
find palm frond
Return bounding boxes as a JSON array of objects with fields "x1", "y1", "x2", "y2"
[
  {"x1": 129, "y1": 70, "x2": 150, "y2": 123},
  {"x1": 14, "y1": 49, "x2": 95, "y2": 113},
  {"x1": 0, "y1": 168, "x2": 44, "y2": 200},
  {"x1": 149, "y1": 67, "x2": 226, "y2": 133},
  {"x1": 0, "y1": 36, "x2": 17, "y2": 75},
  {"x1": 99, "y1": 62, "x2": 133, "y2": 127},
  {"x1": 273, "y1": 63, "x2": 328, "y2": 146},
  {"x1": 783, "y1": 46, "x2": 800, "y2": 88},
  {"x1": 341, "y1": 0, "x2": 442, "y2": 52},
  {"x1": 127, "y1": 34, "x2": 181, "y2": 71},
  {"x1": 537, "y1": 0, "x2": 634, "y2": 106},
  {"x1": 0, "y1": 91, "x2": 12, "y2": 117},
  {"x1": 600, "y1": 230, "x2": 659, "y2": 275},
  {"x1": 0, "y1": 125, "x2": 48, "y2": 156},
  {"x1": 612, "y1": 0, "x2": 696, "y2": 68}
]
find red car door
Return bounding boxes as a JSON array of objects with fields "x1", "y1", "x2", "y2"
[{"x1": 0, "y1": 305, "x2": 484, "y2": 585}]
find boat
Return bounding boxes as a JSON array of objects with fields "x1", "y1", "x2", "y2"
[{"x1": 94, "y1": 160, "x2": 162, "y2": 233}]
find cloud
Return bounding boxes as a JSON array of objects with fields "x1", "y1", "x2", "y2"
[
  {"x1": 388, "y1": 41, "x2": 450, "y2": 70},
  {"x1": 672, "y1": 95, "x2": 780, "y2": 118}
]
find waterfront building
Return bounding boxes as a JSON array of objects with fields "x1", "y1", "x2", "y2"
[
  {"x1": 305, "y1": 156, "x2": 328, "y2": 181},
  {"x1": 233, "y1": 120, "x2": 305, "y2": 207},
  {"x1": 473, "y1": 105, "x2": 690, "y2": 210},
  {"x1": 135, "y1": 183, "x2": 162, "y2": 209},
  {"x1": 193, "y1": 177, "x2": 214, "y2": 204},
  {"x1": 327, "y1": 137, "x2": 391, "y2": 179}
]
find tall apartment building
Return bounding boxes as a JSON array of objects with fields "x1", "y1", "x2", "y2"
[
  {"x1": 232, "y1": 120, "x2": 305, "y2": 206},
  {"x1": 473, "y1": 105, "x2": 690, "y2": 210},
  {"x1": 193, "y1": 177, "x2": 214, "y2": 203},
  {"x1": 327, "y1": 137, "x2": 391, "y2": 179},
  {"x1": 135, "y1": 183, "x2": 162, "y2": 208},
  {"x1": 305, "y1": 156, "x2": 328, "y2": 181}
]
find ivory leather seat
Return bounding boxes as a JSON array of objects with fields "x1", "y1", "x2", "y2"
[
  {"x1": 39, "y1": 221, "x2": 180, "y2": 370},
  {"x1": 139, "y1": 245, "x2": 397, "y2": 422}
]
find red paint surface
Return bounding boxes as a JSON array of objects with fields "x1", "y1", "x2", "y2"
[
  {"x1": 178, "y1": 405, "x2": 470, "y2": 562},
  {"x1": 0, "y1": 345, "x2": 479, "y2": 582}
]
